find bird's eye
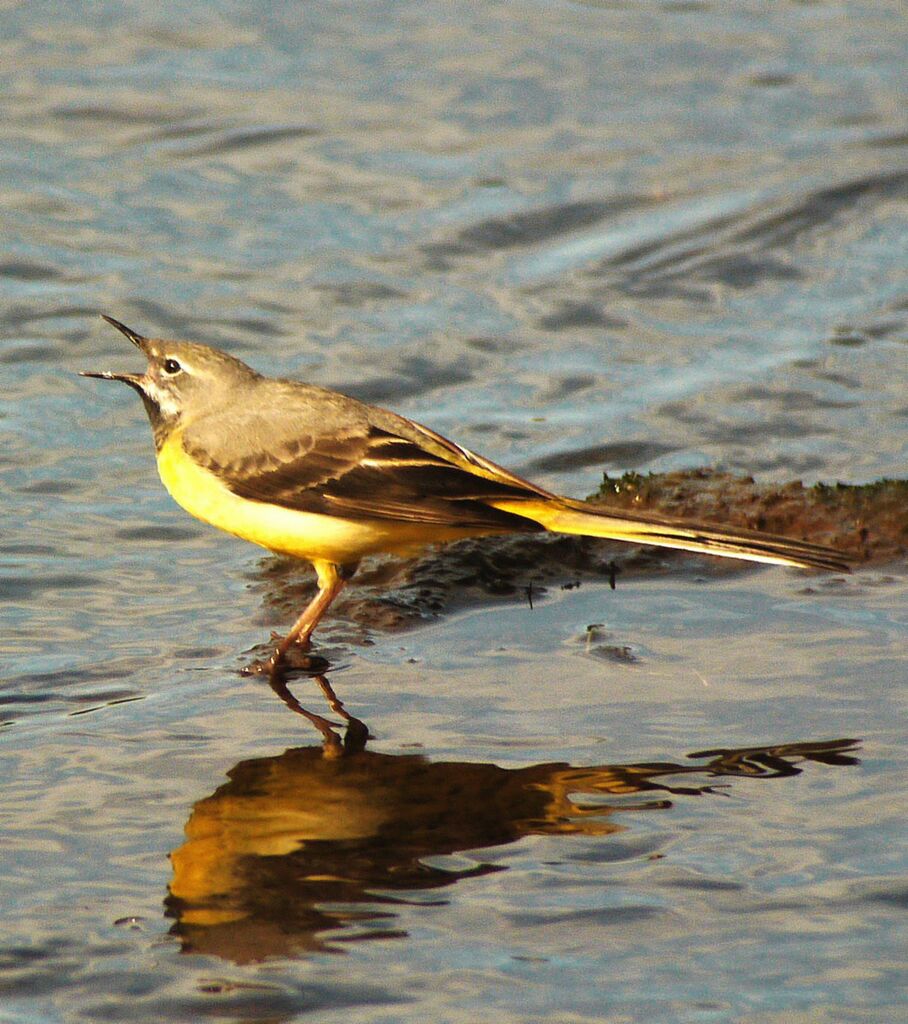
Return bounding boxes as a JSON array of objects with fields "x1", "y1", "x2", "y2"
[{"x1": 162, "y1": 358, "x2": 182, "y2": 375}]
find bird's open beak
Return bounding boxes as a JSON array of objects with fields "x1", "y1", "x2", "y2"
[
  {"x1": 79, "y1": 368, "x2": 146, "y2": 387},
  {"x1": 79, "y1": 315, "x2": 150, "y2": 388},
  {"x1": 99, "y1": 315, "x2": 149, "y2": 351}
]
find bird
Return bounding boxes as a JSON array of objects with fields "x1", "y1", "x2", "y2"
[{"x1": 81, "y1": 315, "x2": 850, "y2": 668}]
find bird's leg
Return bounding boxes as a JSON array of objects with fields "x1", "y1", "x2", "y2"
[
  {"x1": 275, "y1": 579, "x2": 342, "y2": 655},
  {"x1": 271, "y1": 561, "x2": 358, "y2": 665}
]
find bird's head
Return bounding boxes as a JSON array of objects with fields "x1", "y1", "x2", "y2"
[{"x1": 81, "y1": 315, "x2": 260, "y2": 446}]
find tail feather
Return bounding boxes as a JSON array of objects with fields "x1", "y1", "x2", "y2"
[{"x1": 490, "y1": 497, "x2": 851, "y2": 574}]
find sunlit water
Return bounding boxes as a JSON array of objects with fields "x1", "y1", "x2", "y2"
[{"x1": 1, "y1": 2, "x2": 906, "y2": 1022}]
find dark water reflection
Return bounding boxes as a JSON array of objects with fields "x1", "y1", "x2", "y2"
[{"x1": 168, "y1": 733, "x2": 860, "y2": 963}]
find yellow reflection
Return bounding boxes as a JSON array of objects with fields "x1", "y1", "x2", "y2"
[{"x1": 167, "y1": 691, "x2": 859, "y2": 963}]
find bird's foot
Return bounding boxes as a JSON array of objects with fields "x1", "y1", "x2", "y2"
[{"x1": 241, "y1": 644, "x2": 330, "y2": 677}]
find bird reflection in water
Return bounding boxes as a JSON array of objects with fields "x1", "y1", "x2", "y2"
[
  {"x1": 166, "y1": 673, "x2": 859, "y2": 963},
  {"x1": 265, "y1": 667, "x2": 371, "y2": 757}
]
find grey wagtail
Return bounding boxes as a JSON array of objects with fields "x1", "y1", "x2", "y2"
[{"x1": 82, "y1": 315, "x2": 850, "y2": 666}]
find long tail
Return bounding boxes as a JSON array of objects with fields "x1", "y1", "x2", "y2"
[{"x1": 491, "y1": 497, "x2": 851, "y2": 573}]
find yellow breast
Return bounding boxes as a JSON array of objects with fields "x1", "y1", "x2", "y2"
[{"x1": 154, "y1": 430, "x2": 472, "y2": 565}]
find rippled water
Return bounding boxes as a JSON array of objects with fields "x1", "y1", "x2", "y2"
[{"x1": 2, "y1": 2, "x2": 906, "y2": 1022}]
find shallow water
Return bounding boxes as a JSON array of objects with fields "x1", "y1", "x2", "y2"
[{"x1": 1, "y1": 2, "x2": 907, "y2": 1021}]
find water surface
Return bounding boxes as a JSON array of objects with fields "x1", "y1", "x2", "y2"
[{"x1": 1, "y1": 2, "x2": 906, "y2": 1021}]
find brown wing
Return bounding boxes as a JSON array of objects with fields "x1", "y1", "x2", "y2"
[{"x1": 182, "y1": 403, "x2": 545, "y2": 533}]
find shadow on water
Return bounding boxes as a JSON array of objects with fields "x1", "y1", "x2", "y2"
[{"x1": 166, "y1": 678, "x2": 860, "y2": 964}]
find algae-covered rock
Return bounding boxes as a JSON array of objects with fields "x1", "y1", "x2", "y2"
[
  {"x1": 250, "y1": 469, "x2": 901, "y2": 642},
  {"x1": 592, "y1": 469, "x2": 906, "y2": 564}
]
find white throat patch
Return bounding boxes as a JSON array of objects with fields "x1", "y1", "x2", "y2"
[{"x1": 143, "y1": 379, "x2": 181, "y2": 419}]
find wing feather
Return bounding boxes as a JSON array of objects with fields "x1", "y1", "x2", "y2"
[{"x1": 182, "y1": 401, "x2": 545, "y2": 533}]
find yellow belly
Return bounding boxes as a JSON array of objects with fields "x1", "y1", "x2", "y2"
[{"x1": 155, "y1": 431, "x2": 475, "y2": 565}]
